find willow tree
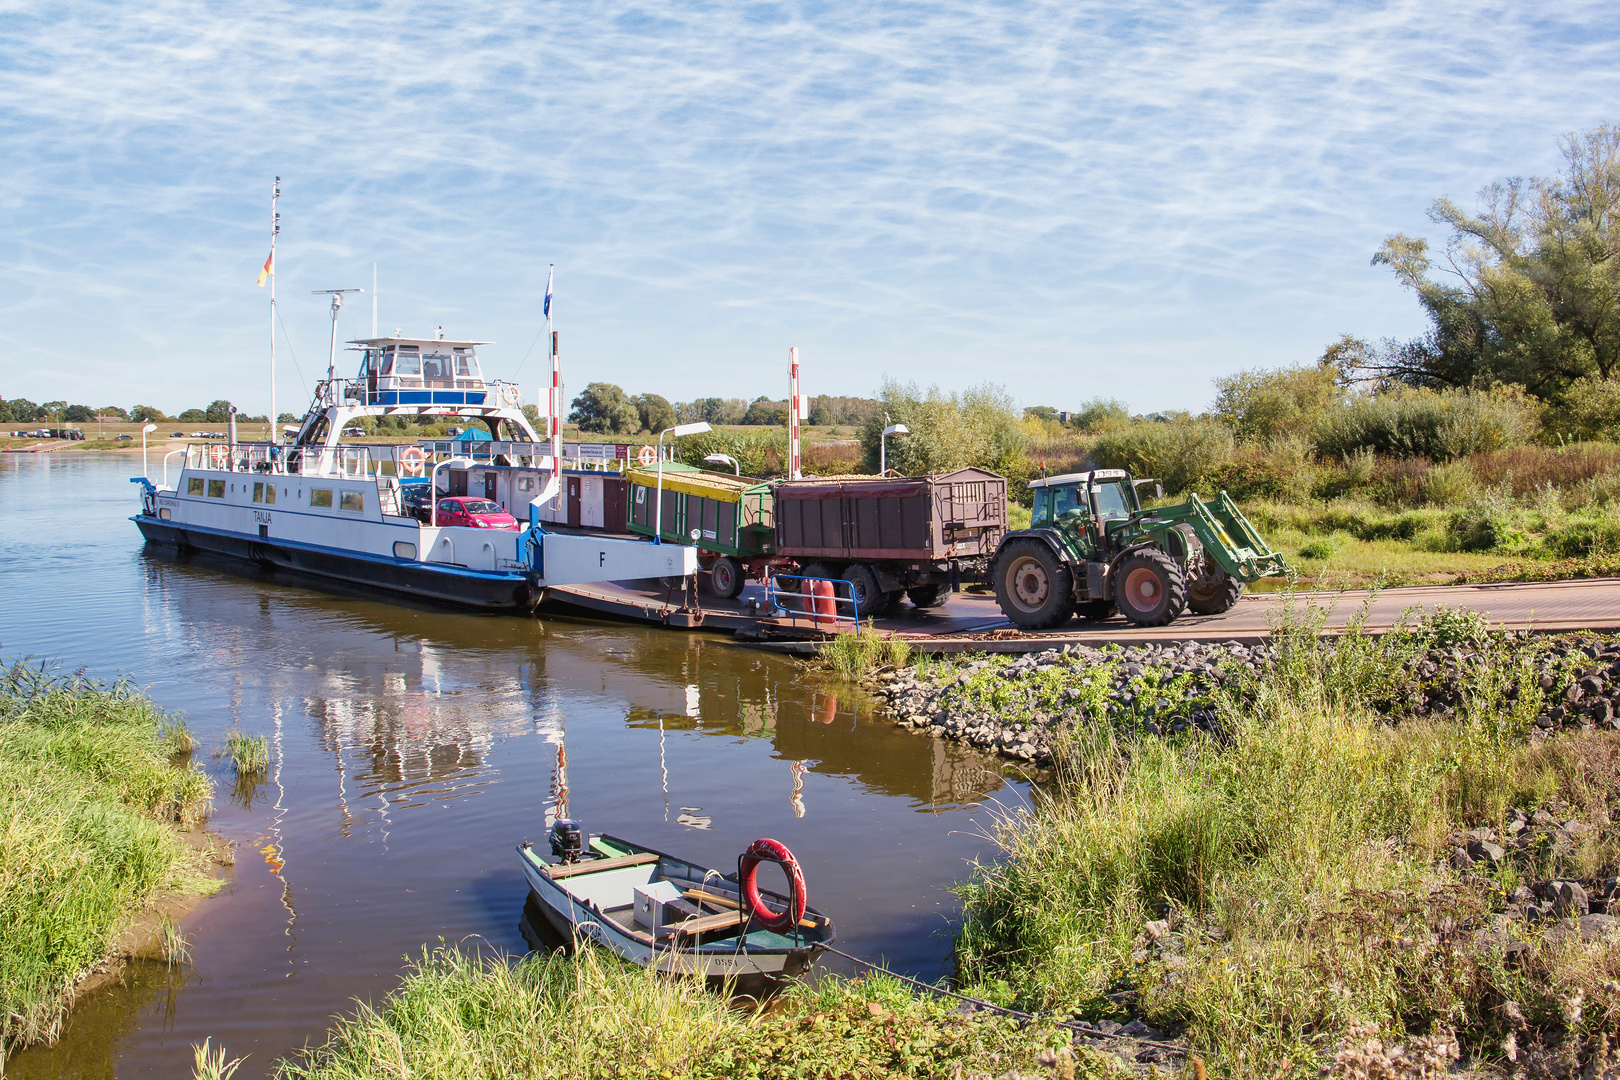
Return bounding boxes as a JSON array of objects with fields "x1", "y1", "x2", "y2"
[{"x1": 1352, "y1": 123, "x2": 1620, "y2": 403}]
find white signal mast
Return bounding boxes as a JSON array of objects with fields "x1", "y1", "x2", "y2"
[{"x1": 269, "y1": 177, "x2": 280, "y2": 441}]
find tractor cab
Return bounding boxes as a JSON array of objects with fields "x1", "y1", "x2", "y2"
[{"x1": 1028, "y1": 470, "x2": 1140, "y2": 556}]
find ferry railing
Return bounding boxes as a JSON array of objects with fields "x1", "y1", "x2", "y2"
[{"x1": 765, "y1": 574, "x2": 860, "y2": 633}]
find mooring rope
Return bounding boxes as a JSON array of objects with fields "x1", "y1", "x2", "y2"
[{"x1": 819, "y1": 944, "x2": 1188, "y2": 1052}]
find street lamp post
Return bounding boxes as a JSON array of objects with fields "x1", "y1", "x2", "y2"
[
  {"x1": 654, "y1": 422, "x2": 712, "y2": 544},
  {"x1": 140, "y1": 423, "x2": 157, "y2": 477},
  {"x1": 880, "y1": 419, "x2": 909, "y2": 475},
  {"x1": 702, "y1": 453, "x2": 740, "y2": 475}
]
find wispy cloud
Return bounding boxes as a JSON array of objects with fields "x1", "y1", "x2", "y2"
[{"x1": 0, "y1": 0, "x2": 1615, "y2": 412}]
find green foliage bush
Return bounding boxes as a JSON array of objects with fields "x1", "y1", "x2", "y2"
[
  {"x1": 1312, "y1": 385, "x2": 1541, "y2": 461},
  {"x1": 1213, "y1": 362, "x2": 1344, "y2": 443},
  {"x1": 858, "y1": 381, "x2": 1028, "y2": 479},
  {"x1": 1089, "y1": 416, "x2": 1234, "y2": 494},
  {"x1": 675, "y1": 428, "x2": 786, "y2": 477}
]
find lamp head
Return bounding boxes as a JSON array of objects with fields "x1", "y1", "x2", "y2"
[
  {"x1": 883, "y1": 423, "x2": 909, "y2": 436},
  {"x1": 667, "y1": 421, "x2": 712, "y2": 438},
  {"x1": 142, "y1": 423, "x2": 157, "y2": 433}
]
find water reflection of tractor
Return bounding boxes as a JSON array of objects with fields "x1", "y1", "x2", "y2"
[
  {"x1": 624, "y1": 466, "x2": 1008, "y2": 616},
  {"x1": 991, "y1": 469, "x2": 1289, "y2": 629}
]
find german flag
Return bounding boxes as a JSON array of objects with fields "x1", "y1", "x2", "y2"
[{"x1": 256, "y1": 251, "x2": 273, "y2": 287}]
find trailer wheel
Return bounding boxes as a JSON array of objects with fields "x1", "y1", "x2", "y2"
[
  {"x1": 1114, "y1": 549, "x2": 1187, "y2": 627},
  {"x1": 1187, "y1": 566, "x2": 1243, "y2": 615},
  {"x1": 993, "y1": 540, "x2": 1075, "y2": 630},
  {"x1": 843, "y1": 564, "x2": 889, "y2": 617},
  {"x1": 906, "y1": 583, "x2": 951, "y2": 609},
  {"x1": 709, "y1": 556, "x2": 746, "y2": 599}
]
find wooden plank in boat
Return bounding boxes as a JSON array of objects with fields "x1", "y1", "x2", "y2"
[
  {"x1": 543, "y1": 852, "x2": 660, "y2": 879},
  {"x1": 684, "y1": 888, "x2": 820, "y2": 929},
  {"x1": 670, "y1": 910, "x2": 748, "y2": 937}
]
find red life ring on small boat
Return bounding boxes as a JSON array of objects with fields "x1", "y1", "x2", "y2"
[
  {"x1": 399, "y1": 446, "x2": 426, "y2": 477},
  {"x1": 739, "y1": 837, "x2": 806, "y2": 933}
]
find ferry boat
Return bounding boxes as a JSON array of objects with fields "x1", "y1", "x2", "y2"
[{"x1": 130, "y1": 335, "x2": 695, "y2": 609}]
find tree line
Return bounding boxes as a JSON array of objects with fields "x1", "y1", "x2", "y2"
[
  {"x1": 565, "y1": 383, "x2": 878, "y2": 435},
  {"x1": 0, "y1": 399, "x2": 269, "y2": 425}
]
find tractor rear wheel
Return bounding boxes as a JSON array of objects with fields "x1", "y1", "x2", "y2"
[
  {"x1": 709, "y1": 556, "x2": 746, "y2": 599},
  {"x1": 906, "y1": 583, "x2": 951, "y2": 609},
  {"x1": 993, "y1": 540, "x2": 1075, "y2": 630},
  {"x1": 1187, "y1": 565, "x2": 1243, "y2": 615},
  {"x1": 1114, "y1": 549, "x2": 1188, "y2": 627}
]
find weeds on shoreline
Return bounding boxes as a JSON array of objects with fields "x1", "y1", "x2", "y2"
[
  {"x1": 0, "y1": 658, "x2": 213, "y2": 1050},
  {"x1": 815, "y1": 628, "x2": 912, "y2": 679},
  {"x1": 953, "y1": 603, "x2": 1620, "y2": 1074},
  {"x1": 269, "y1": 943, "x2": 1103, "y2": 1080}
]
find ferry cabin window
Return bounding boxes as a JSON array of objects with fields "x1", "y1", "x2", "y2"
[
  {"x1": 422, "y1": 353, "x2": 450, "y2": 381},
  {"x1": 455, "y1": 354, "x2": 473, "y2": 378},
  {"x1": 252, "y1": 482, "x2": 263, "y2": 503},
  {"x1": 378, "y1": 348, "x2": 395, "y2": 376},
  {"x1": 339, "y1": 491, "x2": 365, "y2": 512},
  {"x1": 393, "y1": 350, "x2": 421, "y2": 377},
  {"x1": 252, "y1": 483, "x2": 278, "y2": 505},
  {"x1": 207, "y1": 480, "x2": 226, "y2": 498},
  {"x1": 310, "y1": 489, "x2": 334, "y2": 508},
  {"x1": 187, "y1": 477, "x2": 204, "y2": 496}
]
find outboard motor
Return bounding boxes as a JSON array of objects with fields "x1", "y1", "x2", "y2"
[{"x1": 549, "y1": 819, "x2": 584, "y2": 864}]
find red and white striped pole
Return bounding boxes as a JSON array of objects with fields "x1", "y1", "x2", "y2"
[{"x1": 788, "y1": 347, "x2": 802, "y2": 480}]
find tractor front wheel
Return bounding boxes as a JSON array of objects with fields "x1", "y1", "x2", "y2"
[
  {"x1": 993, "y1": 540, "x2": 1075, "y2": 630},
  {"x1": 1187, "y1": 563, "x2": 1244, "y2": 615},
  {"x1": 1113, "y1": 550, "x2": 1188, "y2": 627}
]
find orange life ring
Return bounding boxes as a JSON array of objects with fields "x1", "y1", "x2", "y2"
[
  {"x1": 209, "y1": 444, "x2": 230, "y2": 469},
  {"x1": 636, "y1": 445, "x2": 656, "y2": 467},
  {"x1": 399, "y1": 446, "x2": 426, "y2": 477},
  {"x1": 738, "y1": 838, "x2": 807, "y2": 933}
]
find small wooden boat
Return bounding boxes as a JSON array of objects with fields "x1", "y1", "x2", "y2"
[{"x1": 518, "y1": 822, "x2": 834, "y2": 988}]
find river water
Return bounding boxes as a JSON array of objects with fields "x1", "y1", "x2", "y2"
[{"x1": 0, "y1": 454, "x2": 1026, "y2": 1079}]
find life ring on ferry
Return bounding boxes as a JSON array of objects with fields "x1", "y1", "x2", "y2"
[
  {"x1": 500, "y1": 384, "x2": 522, "y2": 407},
  {"x1": 209, "y1": 444, "x2": 230, "y2": 469},
  {"x1": 636, "y1": 445, "x2": 657, "y2": 467},
  {"x1": 738, "y1": 837, "x2": 807, "y2": 933},
  {"x1": 399, "y1": 446, "x2": 426, "y2": 477}
]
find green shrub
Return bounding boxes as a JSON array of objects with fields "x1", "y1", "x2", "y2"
[
  {"x1": 1545, "y1": 508, "x2": 1620, "y2": 558},
  {"x1": 1212, "y1": 362, "x2": 1344, "y2": 443},
  {"x1": 858, "y1": 381, "x2": 1028, "y2": 479},
  {"x1": 1089, "y1": 417, "x2": 1234, "y2": 494},
  {"x1": 1312, "y1": 385, "x2": 1540, "y2": 461},
  {"x1": 1297, "y1": 537, "x2": 1338, "y2": 560},
  {"x1": 676, "y1": 429, "x2": 786, "y2": 477},
  {"x1": 1419, "y1": 458, "x2": 1478, "y2": 506}
]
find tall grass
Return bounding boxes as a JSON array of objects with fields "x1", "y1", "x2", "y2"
[
  {"x1": 816, "y1": 628, "x2": 913, "y2": 679},
  {"x1": 223, "y1": 731, "x2": 269, "y2": 774},
  {"x1": 0, "y1": 659, "x2": 213, "y2": 1050},
  {"x1": 954, "y1": 608, "x2": 1620, "y2": 1073},
  {"x1": 271, "y1": 944, "x2": 1081, "y2": 1080}
]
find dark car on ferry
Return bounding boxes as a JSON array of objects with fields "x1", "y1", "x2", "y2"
[{"x1": 434, "y1": 498, "x2": 520, "y2": 530}]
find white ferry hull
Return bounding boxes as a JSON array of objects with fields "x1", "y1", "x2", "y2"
[{"x1": 134, "y1": 513, "x2": 539, "y2": 610}]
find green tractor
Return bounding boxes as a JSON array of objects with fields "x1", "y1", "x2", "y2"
[{"x1": 991, "y1": 469, "x2": 1288, "y2": 629}]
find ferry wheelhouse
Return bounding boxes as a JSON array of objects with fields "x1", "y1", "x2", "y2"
[{"x1": 131, "y1": 336, "x2": 695, "y2": 609}]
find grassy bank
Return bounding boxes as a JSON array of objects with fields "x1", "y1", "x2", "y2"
[
  {"x1": 264, "y1": 944, "x2": 1105, "y2": 1080},
  {"x1": 0, "y1": 659, "x2": 214, "y2": 1051},
  {"x1": 952, "y1": 609, "x2": 1620, "y2": 1075}
]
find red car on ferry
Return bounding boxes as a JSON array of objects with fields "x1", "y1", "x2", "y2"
[{"x1": 434, "y1": 497, "x2": 520, "y2": 530}]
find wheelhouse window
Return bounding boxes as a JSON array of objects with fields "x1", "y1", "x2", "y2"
[
  {"x1": 422, "y1": 352, "x2": 452, "y2": 382},
  {"x1": 310, "y1": 488, "x2": 334, "y2": 508},
  {"x1": 393, "y1": 348, "x2": 421, "y2": 377},
  {"x1": 378, "y1": 347, "x2": 395, "y2": 375}
]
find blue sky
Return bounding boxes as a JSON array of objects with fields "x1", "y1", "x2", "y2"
[{"x1": 1, "y1": 0, "x2": 1616, "y2": 417}]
